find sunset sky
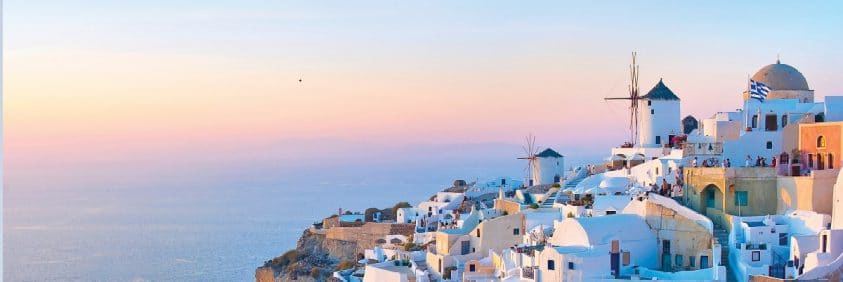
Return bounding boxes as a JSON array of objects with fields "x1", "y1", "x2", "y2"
[{"x1": 5, "y1": 1, "x2": 843, "y2": 188}]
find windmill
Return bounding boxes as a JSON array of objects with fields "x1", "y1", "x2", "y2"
[
  {"x1": 517, "y1": 134, "x2": 540, "y2": 186},
  {"x1": 605, "y1": 52, "x2": 641, "y2": 146}
]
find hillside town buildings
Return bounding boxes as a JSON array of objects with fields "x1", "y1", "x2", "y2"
[{"x1": 260, "y1": 59, "x2": 843, "y2": 282}]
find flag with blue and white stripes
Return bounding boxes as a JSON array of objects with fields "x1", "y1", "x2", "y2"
[{"x1": 749, "y1": 79, "x2": 772, "y2": 102}]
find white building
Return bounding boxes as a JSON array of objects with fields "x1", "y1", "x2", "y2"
[
  {"x1": 396, "y1": 207, "x2": 418, "y2": 224},
  {"x1": 533, "y1": 148, "x2": 564, "y2": 185},
  {"x1": 638, "y1": 79, "x2": 681, "y2": 148},
  {"x1": 539, "y1": 214, "x2": 658, "y2": 281},
  {"x1": 690, "y1": 61, "x2": 843, "y2": 166}
]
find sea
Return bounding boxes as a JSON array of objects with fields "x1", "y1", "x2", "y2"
[{"x1": 4, "y1": 142, "x2": 597, "y2": 281}]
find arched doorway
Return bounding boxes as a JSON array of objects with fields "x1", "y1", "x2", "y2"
[{"x1": 700, "y1": 184, "x2": 723, "y2": 216}]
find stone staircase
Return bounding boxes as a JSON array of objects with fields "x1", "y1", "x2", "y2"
[
  {"x1": 540, "y1": 176, "x2": 585, "y2": 208},
  {"x1": 540, "y1": 190, "x2": 561, "y2": 208},
  {"x1": 713, "y1": 224, "x2": 737, "y2": 282},
  {"x1": 564, "y1": 176, "x2": 585, "y2": 189}
]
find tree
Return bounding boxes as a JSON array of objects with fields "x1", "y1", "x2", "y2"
[{"x1": 364, "y1": 207, "x2": 381, "y2": 222}]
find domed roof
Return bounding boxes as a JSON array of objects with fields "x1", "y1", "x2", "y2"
[
  {"x1": 641, "y1": 79, "x2": 680, "y2": 101},
  {"x1": 751, "y1": 61, "x2": 810, "y2": 91}
]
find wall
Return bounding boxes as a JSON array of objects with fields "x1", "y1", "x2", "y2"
[
  {"x1": 684, "y1": 167, "x2": 778, "y2": 228},
  {"x1": 638, "y1": 98, "x2": 681, "y2": 148},
  {"x1": 637, "y1": 199, "x2": 715, "y2": 271},
  {"x1": 798, "y1": 122, "x2": 843, "y2": 170},
  {"x1": 495, "y1": 198, "x2": 523, "y2": 216},
  {"x1": 776, "y1": 169, "x2": 837, "y2": 214},
  {"x1": 325, "y1": 222, "x2": 415, "y2": 256}
]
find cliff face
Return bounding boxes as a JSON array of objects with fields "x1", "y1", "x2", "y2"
[
  {"x1": 257, "y1": 222, "x2": 416, "y2": 281},
  {"x1": 256, "y1": 228, "x2": 356, "y2": 282}
]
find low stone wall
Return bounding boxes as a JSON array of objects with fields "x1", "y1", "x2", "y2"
[{"x1": 325, "y1": 223, "x2": 415, "y2": 255}]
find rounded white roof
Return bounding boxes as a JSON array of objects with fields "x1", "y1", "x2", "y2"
[
  {"x1": 599, "y1": 177, "x2": 630, "y2": 189},
  {"x1": 751, "y1": 61, "x2": 810, "y2": 91}
]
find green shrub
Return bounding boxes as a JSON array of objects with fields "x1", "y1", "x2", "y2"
[
  {"x1": 443, "y1": 266, "x2": 457, "y2": 279},
  {"x1": 529, "y1": 203, "x2": 540, "y2": 209},
  {"x1": 266, "y1": 249, "x2": 300, "y2": 269},
  {"x1": 552, "y1": 183, "x2": 562, "y2": 188}
]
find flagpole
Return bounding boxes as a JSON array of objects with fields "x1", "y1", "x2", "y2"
[{"x1": 746, "y1": 74, "x2": 751, "y2": 130}]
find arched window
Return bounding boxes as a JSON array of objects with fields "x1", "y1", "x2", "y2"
[
  {"x1": 818, "y1": 136, "x2": 827, "y2": 148},
  {"x1": 782, "y1": 115, "x2": 789, "y2": 127}
]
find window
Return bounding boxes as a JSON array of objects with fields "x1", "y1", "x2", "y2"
[
  {"x1": 476, "y1": 229, "x2": 480, "y2": 237},
  {"x1": 735, "y1": 191, "x2": 748, "y2": 206},
  {"x1": 676, "y1": 255, "x2": 683, "y2": 266},
  {"x1": 700, "y1": 256, "x2": 709, "y2": 268},
  {"x1": 766, "y1": 141, "x2": 773, "y2": 149},
  {"x1": 752, "y1": 251, "x2": 761, "y2": 261},
  {"x1": 689, "y1": 256, "x2": 696, "y2": 268},
  {"x1": 823, "y1": 234, "x2": 828, "y2": 252},
  {"x1": 779, "y1": 233, "x2": 789, "y2": 246},
  {"x1": 469, "y1": 264, "x2": 476, "y2": 272},
  {"x1": 622, "y1": 251, "x2": 630, "y2": 266},
  {"x1": 816, "y1": 113, "x2": 825, "y2": 122},
  {"x1": 818, "y1": 136, "x2": 827, "y2": 148},
  {"x1": 782, "y1": 115, "x2": 788, "y2": 127},
  {"x1": 547, "y1": 260, "x2": 555, "y2": 270},
  {"x1": 752, "y1": 115, "x2": 759, "y2": 128},
  {"x1": 656, "y1": 136, "x2": 661, "y2": 144},
  {"x1": 513, "y1": 228, "x2": 520, "y2": 236},
  {"x1": 606, "y1": 210, "x2": 617, "y2": 215},
  {"x1": 809, "y1": 154, "x2": 815, "y2": 168},
  {"x1": 651, "y1": 109, "x2": 655, "y2": 115},
  {"x1": 568, "y1": 262, "x2": 575, "y2": 270},
  {"x1": 648, "y1": 100, "x2": 652, "y2": 106},
  {"x1": 765, "y1": 114, "x2": 777, "y2": 131}
]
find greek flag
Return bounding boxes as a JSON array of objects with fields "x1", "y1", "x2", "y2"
[{"x1": 749, "y1": 79, "x2": 772, "y2": 101}]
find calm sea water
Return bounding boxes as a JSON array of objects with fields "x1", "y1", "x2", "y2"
[{"x1": 4, "y1": 142, "x2": 597, "y2": 281}]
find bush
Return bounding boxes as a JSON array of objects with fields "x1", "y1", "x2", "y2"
[
  {"x1": 266, "y1": 249, "x2": 300, "y2": 269},
  {"x1": 443, "y1": 266, "x2": 457, "y2": 279},
  {"x1": 403, "y1": 242, "x2": 419, "y2": 251},
  {"x1": 529, "y1": 203, "x2": 540, "y2": 209},
  {"x1": 567, "y1": 212, "x2": 575, "y2": 218},
  {"x1": 310, "y1": 267, "x2": 322, "y2": 279},
  {"x1": 552, "y1": 183, "x2": 562, "y2": 188},
  {"x1": 336, "y1": 259, "x2": 356, "y2": 271}
]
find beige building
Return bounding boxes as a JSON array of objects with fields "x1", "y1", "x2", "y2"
[
  {"x1": 425, "y1": 212, "x2": 525, "y2": 278},
  {"x1": 684, "y1": 167, "x2": 778, "y2": 230},
  {"x1": 624, "y1": 195, "x2": 719, "y2": 272}
]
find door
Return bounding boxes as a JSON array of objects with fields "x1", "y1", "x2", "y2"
[
  {"x1": 661, "y1": 240, "x2": 671, "y2": 271},
  {"x1": 610, "y1": 252, "x2": 620, "y2": 278},
  {"x1": 461, "y1": 241, "x2": 470, "y2": 255},
  {"x1": 700, "y1": 255, "x2": 709, "y2": 269}
]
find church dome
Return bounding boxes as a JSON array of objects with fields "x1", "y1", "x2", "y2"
[{"x1": 751, "y1": 61, "x2": 810, "y2": 91}]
